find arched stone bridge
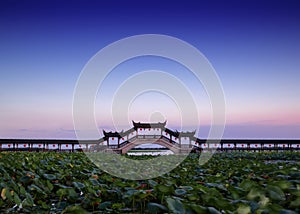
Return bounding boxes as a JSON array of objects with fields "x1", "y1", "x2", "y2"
[{"x1": 99, "y1": 121, "x2": 196, "y2": 154}]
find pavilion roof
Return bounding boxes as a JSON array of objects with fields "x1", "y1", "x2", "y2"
[
  {"x1": 132, "y1": 120, "x2": 166, "y2": 129},
  {"x1": 165, "y1": 128, "x2": 196, "y2": 137},
  {"x1": 102, "y1": 131, "x2": 121, "y2": 138},
  {"x1": 102, "y1": 128, "x2": 135, "y2": 139}
]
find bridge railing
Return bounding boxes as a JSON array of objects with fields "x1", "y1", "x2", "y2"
[
  {"x1": 107, "y1": 135, "x2": 180, "y2": 150},
  {"x1": 137, "y1": 135, "x2": 161, "y2": 139},
  {"x1": 118, "y1": 140, "x2": 130, "y2": 148},
  {"x1": 161, "y1": 136, "x2": 178, "y2": 145},
  {"x1": 1, "y1": 138, "x2": 300, "y2": 152}
]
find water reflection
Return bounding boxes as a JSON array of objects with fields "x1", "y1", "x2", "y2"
[{"x1": 127, "y1": 150, "x2": 174, "y2": 156}]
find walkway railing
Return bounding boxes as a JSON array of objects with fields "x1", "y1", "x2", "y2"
[{"x1": 1, "y1": 137, "x2": 300, "y2": 152}]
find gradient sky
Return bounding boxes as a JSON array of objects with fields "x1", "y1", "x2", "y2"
[{"x1": 0, "y1": 0, "x2": 300, "y2": 139}]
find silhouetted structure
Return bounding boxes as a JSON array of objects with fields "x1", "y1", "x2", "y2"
[{"x1": 1, "y1": 121, "x2": 300, "y2": 153}]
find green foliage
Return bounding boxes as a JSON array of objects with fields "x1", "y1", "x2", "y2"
[{"x1": 0, "y1": 151, "x2": 299, "y2": 213}]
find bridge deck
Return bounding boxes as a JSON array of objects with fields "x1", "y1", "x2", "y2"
[{"x1": 0, "y1": 138, "x2": 300, "y2": 152}]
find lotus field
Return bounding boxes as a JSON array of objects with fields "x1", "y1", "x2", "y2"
[{"x1": 0, "y1": 151, "x2": 300, "y2": 213}]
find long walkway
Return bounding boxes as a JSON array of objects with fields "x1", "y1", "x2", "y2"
[{"x1": 1, "y1": 121, "x2": 300, "y2": 152}]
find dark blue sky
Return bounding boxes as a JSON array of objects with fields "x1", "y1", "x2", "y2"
[{"x1": 1, "y1": 0, "x2": 300, "y2": 139}]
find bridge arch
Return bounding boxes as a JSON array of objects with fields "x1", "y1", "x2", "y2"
[{"x1": 120, "y1": 138, "x2": 181, "y2": 154}]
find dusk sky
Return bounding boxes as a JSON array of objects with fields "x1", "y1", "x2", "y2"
[{"x1": 0, "y1": 0, "x2": 300, "y2": 139}]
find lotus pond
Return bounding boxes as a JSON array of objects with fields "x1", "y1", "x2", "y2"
[{"x1": 0, "y1": 151, "x2": 300, "y2": 213}]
